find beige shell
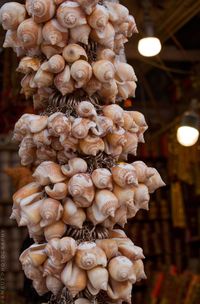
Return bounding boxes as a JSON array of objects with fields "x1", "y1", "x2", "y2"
[
  {"x1": 3, "y1": 29, "x2": 20, "y2": 49},
  {"x1": 103, "y1": 104, "x2": 124, "y2": 127},
  {"x1": 63, "y1": 44, "x2": 88, "y2": 63},
  {"x1": 104, "y1": 138, "x2": 123, "y2": 160},
  {"x1": 94, "y1": 189, "x2": 119, "y2": 217},
  {"x1": 93, "y1": 60, "x2": 115, "y2": 83},
  {"x1": 45, "y1": 238, "x2": 62, "y2": 264},
  {"x1": 99, "y1": 80, "x2": 118, "y2": 104},
  {"x1": 113, "y1": 205, "x2": 128, "y2": 228},
  {"x1": 62, "y1": 197, "x2": 86, "y2": 229},
  {"x1": 70, "y1": 24, "x2": 91, "y2": 45},
  {"x1": 76, "y1": 0, "x2": 99, "y2": 15},
  {"x1": 57, "y1": 1, "x2": 87, "y2": 29},
  {"x1": 61, "y1": 158, "x2": 88, "y2": 177},
  {"x1": 71, "y1": 118, "x2": 96, "y2": 139},
  {"x1": 132, "y1": 161, "x2": 155, "y2": 183},
  {"x1": 118, "y1": 81, "x2": 137, "y2": 100},
  {"x1": 111, "y1": 164, "x2": 138, "y2": 188},
  {"x1": 92, "y1": 116, "x2": 113, "y2": 137},
  {"x1": 132, "y1": 259, "x2": 147, "y2": 281},
  {"x1": 17, "y1": 57, "x2": 41, "y2": 74},
  {"x1": 127, "y1": 15, "x2": 138, "y2": 37},
  {"x1": 42, "y1": 19, "x2": 68, "y2": 47},
  {"x1": 79, "y1": 135, "x2": 105, "y2": 156},
  {"x1": 96, "y1": 239, "x2": 118, "y2": 260},
  {"x1": 46, "y1": 276, "x2": 63, "y2": 296},
  {"x1": 97, "y1": 48, "x2": 116, "y2": 63},
  {"x1": 41, "y1": 55, "x2": 65, "y2": 74},
  {"x1": 28, "y1": 244, "x2": 47, "y2": 267},
  {"x1": 33, "y1": 67, "x2": 54, "y2": 88},
  {"x1": 123, "y1": 112, "x2": 139, "y2": 133},
  {"x1": 88, "y1": 4, "x2": 109, "y2": 32},
  {"x1": 91, "y1": 168, "x2": 113, "y2": 190},
  {"x1": 113, "y1": 184, "x2": 135, "y2": 209},
  {"x1": 18, "y1": 136, "x2": 36, "y2": 166},
  {"x1": 0, "y1": 2, "x2": 26, "y2": 30},
  {"x1": 61, "y1": 261, "x2": 87, "y2": 297},
  {"x1": 105, "y1": 2, "x2": 129, "y2": 25},
  {"x1": 114, "y1": 33, "x2": 128, "y2": 54},
  {"x1": 146, "y1": 168, "x2": 166, "y2": 193},
  {"x1": 71, "y1": 60, "x2": 92, "y2": 88},
  {"x1": 27, "y1": 222, "x2": 44, "y2": 243},
  {"x1": 33, "y1": 161, "x2": 66, "y2": 186},
  {"x1": 68, "y1": 173, "x2": 94, "y2": 208},
  {"x1": 128, "y1": 111, "x2": 148, "y2": 133},
  {"x1": 40, "y1": 198, "x2": 64, "y2": 227},
  {"x1": 87, "y1": 266, "x2": 109, "y2": 294},
  {"x1": 122, "y1": 132, "x2": 139, "y2": 159},
  {"x1": 19, "y1": 197, "x2": 44, "y2": 227},
  {"x1": 87, "y1": 190, "x2": 118, "y2": 225},
  {"x1": 115, "y1": 238, "x2": 145, "y2": 261},
  {"x1": 75, "y1": 242, "x2": 107, "y2": 270},
  {"x1": 83, "y1": 76, "x2": 102, "y2": 96},
  {"x1": 13, "y1": 182, "x2": 41, "y2": 207},
  {"x1": 29, "y1": 0, "x2": 56, "y2": 23},
  {"x1": 134, "y1": 184, "x2": 150, "y2": 211},
  {"x1": 20, "y1": 72, "x2": 37, "y2": 99},
  {"x1": 43, "y1": 256, "x2": 64, "y2": 278},
  {"x1": 107, "y1": 279, "x2": 132, "y2": 303},
  {"x1": 17, "y1": 18, "x2": 42, "y2": 49},
  {"x1": 41, "y1": 43, "x2": 64, "y2": 59},
  {"x1": 76, "y1": 101, "x2": 97, "y2": 119},
  {"x1": 59, "y1": 237, "x2": 77, "y2": 263},
  {"x1": 33, "y1": 129, "x2": 51, "y2": 148},
  {"x1": 115, "y1": 62, "x2": 137, "y2": 83},
  {"x1": 48, "y1": 112, "x2": 71, "y2": 137},
  {"x1": 45, "y1": 183, "x2": 68, "y2": 200},
  {"x1": 108, "y1": 256, "x2": 135, "y2": 282},
  {"x1": 91, "y1": 22, "x2": 115, "y2": 49},
  {"x1": 54, "y1": 65, "x2": 75, "y2": 96},
  {"x1": 44, "y1": 221, "x2": 67, "y2": 241},
  {"x1": 60, "y1": 134, "x2": 78, "y2": 152},
  {"x1": 108, "y1": 229, "x2": 127, "y2": 239},
  {"x1": 106, "y1": 128, "x2": 126, "y2": 147}
]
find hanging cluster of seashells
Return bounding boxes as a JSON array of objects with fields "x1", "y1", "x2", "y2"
[
  {"x1": 1, "y1": 0, "x2": 138, "y2": 108},
  {"x1": 0, "y1": 0, "x2": 165, "y2": 303}
]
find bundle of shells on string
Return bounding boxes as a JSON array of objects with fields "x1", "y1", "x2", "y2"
[
  {"x1": 0, "y1": 0, "x2": 138, "y2": 108},
  {"x1": 19, "y1": 231, "x2": 146, "y2": 302},
  {"x1": 13, "y1": 104, "x2": 148, "y2": 166},
  {"x1": 11, "y1": 159, "x2": 165, "y2": 240}
]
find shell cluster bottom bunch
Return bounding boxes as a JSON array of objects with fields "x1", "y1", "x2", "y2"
[{"x1": 0, "y1": 0, "x2": 165, "y2": 303}]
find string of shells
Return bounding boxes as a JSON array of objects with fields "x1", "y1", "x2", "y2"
[
  {"x1": 20, "y1": 230, "x2": 146, "y2": 303},
  {"x1": 11, "y1": 159, "x2": 165, "y2": 242},
  {"x1": 1, "y1": 1, "x2": 165, "y2": 303},
  {"x1": 13, "y1": 104, "x2": 148, "y2": 166},
  {"x1": 0, "y1": 0, "x2": 138, "y2": 107}
]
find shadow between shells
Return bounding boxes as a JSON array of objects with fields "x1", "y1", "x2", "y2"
[{"x1": 0, "y1": 0, "x2": 166, "y2": 303}]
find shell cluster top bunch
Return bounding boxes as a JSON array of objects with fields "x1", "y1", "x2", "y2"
[
  {"x1": 1, "y1": 0, "x2": 138, "y2": 109},
  {"x1": 0, "y1": 1, "x2": 165, "y2": 303}
]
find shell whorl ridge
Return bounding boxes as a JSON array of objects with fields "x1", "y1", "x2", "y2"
[{"x1": 1, "y1": 0, "x2": 165, "y2": 303}]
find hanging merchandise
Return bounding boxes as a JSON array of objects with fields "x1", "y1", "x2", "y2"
[{"x1": 0, "y1": 1, "x2": 165, "y2": 303}]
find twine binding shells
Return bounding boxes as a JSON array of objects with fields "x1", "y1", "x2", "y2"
[
  {"x1": 41, "y1": 90, "x2": 103, "y2": 117},
  {"x1": 81, "y1": 152, "x2": 117, "y2": 173},
  {"x1": 47, "y1": 288, "x2": 112, "y2": 304},
  {"x1": 65, "y1": 222, "x2": 109, "y2": 242}
]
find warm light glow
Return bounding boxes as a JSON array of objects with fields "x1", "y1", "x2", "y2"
[
  {"x1": 177, "y1": 126, "x2": 199, "y2": 147},
  {"x1": 138, "y1": 37, "x2": 162, "y2": 57}
]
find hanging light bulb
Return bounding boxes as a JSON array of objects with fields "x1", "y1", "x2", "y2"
[
  {"x1": 138, "y1": 36, "x2": 162, "y2": 57},
  {"x1": 177, "y1": 103, "x2": 199, "y2": 147},
  {"x1": 138, "y1": 1, "x2": 162, "y2": 57}
]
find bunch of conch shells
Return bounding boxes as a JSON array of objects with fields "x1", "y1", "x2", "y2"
[
  {"x1": 13, "y1": 105, "x2": 148, "y2": 166},
  {"x1": 19, "y1": 233, "x2": 146, "y2": 302},
  {"x1": 1, "y1": 1, "x2": 165, "y2": 303},
  {"x1": 0, "y1": 0, "x2": 138, "y2": 107}
]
